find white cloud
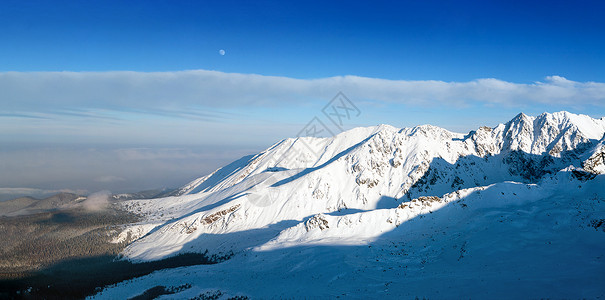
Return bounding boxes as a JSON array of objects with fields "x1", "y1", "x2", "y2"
[
  {"x1": 1, "y1": 70, "x2": 605, "y2": 117},
  {"x1": 81, "y1": 190, "x2": 111, "y2": 211}
]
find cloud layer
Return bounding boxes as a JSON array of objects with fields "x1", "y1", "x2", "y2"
[
  {"x1": 0, "y1": 145, "x2": 259, "y2": 201},
  {"x1": 2, "y1": 71, "x2": 605, "y2": 117}
]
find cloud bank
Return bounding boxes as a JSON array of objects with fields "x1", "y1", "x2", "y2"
[{"x1": 2, "y1": 71, "x2": 604, "y2": 117}]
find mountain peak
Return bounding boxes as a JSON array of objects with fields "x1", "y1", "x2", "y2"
[
  {"x1": 509, "y1": 112, "x2": 535, "y2": 124},
  {"x1": 537, "y1": 111, "x2": 605, "y2": 140}
]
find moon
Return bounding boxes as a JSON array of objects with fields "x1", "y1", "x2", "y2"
[{"x1": 219, "y1": 49, "x2": 225, "y2": 56}]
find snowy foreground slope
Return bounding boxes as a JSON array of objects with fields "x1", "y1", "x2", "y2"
[{"x1": 94, "y1": 112, "x2": 605, "y2": 299}]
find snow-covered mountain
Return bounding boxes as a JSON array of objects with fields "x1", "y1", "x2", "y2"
[{"x1": 94, "y1": 112, "x2": 605, "y2": 299}]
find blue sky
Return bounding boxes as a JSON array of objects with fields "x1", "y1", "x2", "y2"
[
  {"x1": 1, "y1": 0, "x2": 605, "y2": 197},
  {"x1": 3, "y1": 0, "x2": 605, "y2": 81}
]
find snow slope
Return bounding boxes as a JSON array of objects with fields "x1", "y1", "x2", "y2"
[{"x1": 93, "y1": 112, "x2": 605, "y2": 299}]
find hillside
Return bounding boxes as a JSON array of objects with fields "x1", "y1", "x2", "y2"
[{"x1": 0, "y1": 193, "x2": 85, "y2": 217}]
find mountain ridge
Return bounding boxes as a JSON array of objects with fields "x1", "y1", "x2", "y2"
[
  {"x1": 93, "y1": 111, "x2": 605, "y2": 299},
  {"x1": 174, "y1": 111, "x2": 604, "y2": 198},
  {"x1": 113, "y1": 111, "x2": 605, "y2": 260}
]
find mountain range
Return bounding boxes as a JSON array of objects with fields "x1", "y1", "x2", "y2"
[{"x1": 93, "y1": 111, "x2": 605, "y2": 299}]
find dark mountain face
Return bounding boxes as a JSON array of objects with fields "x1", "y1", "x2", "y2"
[{"x1": 0, "y1": 193, "x2": 83, "y2": 217}]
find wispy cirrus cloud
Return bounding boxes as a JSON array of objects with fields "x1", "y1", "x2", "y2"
[{"x1": 2, "y1": 71, "x2": 605, "y2": 118}]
